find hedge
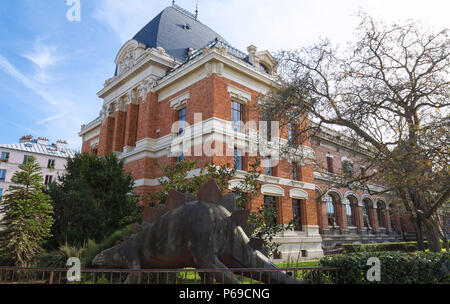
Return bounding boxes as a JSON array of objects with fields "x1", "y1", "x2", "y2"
[
  {"x1": 341, "y1": 241, "x2": 444, "y2": 253},
  {"x1": 319, "y1": 251, "x2": 450, "y2": 284}
]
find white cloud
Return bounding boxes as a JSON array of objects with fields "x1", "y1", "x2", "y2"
[
  {"x1": 0, "y1": 53, "x2": 84, "y2": 149},
  {"x1": 23, "y1": 41, "x2": 66, "y2": 83}
]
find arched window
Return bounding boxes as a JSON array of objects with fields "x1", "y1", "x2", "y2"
[
  {"x1": 326, "y1": 195, "x2": 337, "y2": 227},
  {"x1": 362, "y1": 199, "x2": 371, "y2": 228},
  {"x1": 292, "y1": 199, "x2": 303, "y2": 231},
  {"x1": 377, "y1": 201, "x2": 386, "y2": 228},
  {"x1": 345, "y1": 197, "x2": 356, "y2": 227}
]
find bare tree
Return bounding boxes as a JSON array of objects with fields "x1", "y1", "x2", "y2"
[{"x1": 260, "y1": 13, "x2": 450, "y2": 251}]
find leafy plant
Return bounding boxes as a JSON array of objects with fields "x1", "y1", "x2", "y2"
[
  {"x1": 47, "y1": 153, "x2": 141, "y2": 247},
  {"x1": 319, "y1": 251, "x2": 450, "y2": 284},
  {"x1": 0, "y1": 156, "x2": 54, "y2": 267}
]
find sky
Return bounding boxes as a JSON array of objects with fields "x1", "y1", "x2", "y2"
[{"x1": 0, "y1": 0, "x2": 448, "y2": 150}]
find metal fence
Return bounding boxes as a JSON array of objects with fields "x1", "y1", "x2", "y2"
[{"x1": 0, "y1": 266, "x2": 343, "y2": 285}]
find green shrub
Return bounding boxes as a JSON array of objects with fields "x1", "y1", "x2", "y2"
[
  {"x1": 319, "y1": 251, "x2": 450, "y2": 284},
  {"x1": 81, "y1": 225, "x2": 134, "y2": 268},
  {"x1": 33, "y1": 242, "x2": 84, "y2": 268},
  {"x1": 340, "y1": 241, "x2": 445, "y2": 253}
]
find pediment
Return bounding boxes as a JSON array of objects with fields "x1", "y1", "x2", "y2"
[{"x1": 115, "y1": 39, "x2": 147, "y2": 76}]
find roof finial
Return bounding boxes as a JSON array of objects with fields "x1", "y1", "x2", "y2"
[
  {"x1": 195, "y1": 2, "x2": 198, "y2": 20},
  {"x1": 172, "y1": 0, "x2": 175, "y2": 6}
]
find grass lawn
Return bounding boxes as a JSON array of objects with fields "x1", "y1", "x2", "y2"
[{"x1": 174, "y1": 260, "x2": 321, "y2": 284}]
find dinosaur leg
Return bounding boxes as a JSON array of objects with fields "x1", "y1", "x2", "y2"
[
  {"x1": 193, "y1": 255, "x2": 240, "y2": 284},
  {"x1": 124, "y1": 254, "x2": 142, "y2": 284},
  {"x1": 124, "y1": 265, "x2": 141, "y2": 284}
]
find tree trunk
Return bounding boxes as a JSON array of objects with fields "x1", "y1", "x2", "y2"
[
  {"x1": 411, "y1": 218, "x2": 425, "y2": 250},
  {"x1": 422, "y1": 217, "x2": 442, "y2": 252}
]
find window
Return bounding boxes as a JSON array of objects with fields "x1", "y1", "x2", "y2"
[
  {"x1": 292, "y1": 199, "x2": 303, "y2": 231},
  {"x1": 259, "y1": 63, "x2": 270, "y2": 73},
  {"x1": 265, "y1": 156, "x2": 272, "y2": 176},
  {"x1": 326, "y1": 195, "x2": 337, "y2": 226},
  {"x1": 342, "y1": 160, "x2": 354, "y2": 176},
  {"x1": 345, "y1": 198, "x2": 355, "y2": 227},
  {"x1": 264, "y1": 196, "x2": 277, "y2": 227},
  {"x1": 0, "y1": 170, "x2": 6, "y2": 182},
  {"x1": 176, "y1": 153, "x2": 184, "y2": 163},
  {"x1": 177, "y1": 107, "x2": 186, "y2": 136},
  {"x1": 288, "y1": 123, "x2": 297, "y2": 146},
  {"x1": 377, "y1": 202, "x2": 386, "y2": 228},
  {"x1": 48, "y1": 159, "x2": 55, "y2": 169},
  {"x1": 267, "y1": 120, "x2": 272, "y2": 141},
  {"x1": 1, "y1": 152, "x2": 9, "y2": 162},
  {"x1": 231, "y1": 101, "x2": 243, "y2": 132},
  {"x1": 363, "y1": 201, "x2": 370, "y2": 228},
  {"x1": 292, "y1": 163, "x2": 299, "y2": 181},
  {"x1": 234, "y1": 148, "x2": 243, "y2": 170},
  {"x1": 326, "y1": 156, "x2": 334, "y2": 173},
  {"x1": 0, "y1": 188, "x2": 3, "y2": 198},
  {"x1": 44, "y1": 175, "x2": 53, "y2": 186},
  {"x1": 23, "y1": 155, "x2": 32, "y2": 164}
]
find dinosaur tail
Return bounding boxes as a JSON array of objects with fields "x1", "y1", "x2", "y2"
[{"x1": 230, "y1": 226, "x2": 302, "y2": 284}]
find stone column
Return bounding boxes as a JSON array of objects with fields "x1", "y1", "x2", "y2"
[
  {"x1": 385, "y1": 209, "x2": 392, "y2": 233},
  {"x1": 354, "y1": 203, "x2": 363, "y2": 233},
  {"x1": 340, "y1": 201, "x2": 348, "y2": 232},
  {"x1": 370, "y1": 205, "x2": 379, "y2": 232},
  {"x1": 320, "y1": 198, "x2": 329, "y2": 231}
]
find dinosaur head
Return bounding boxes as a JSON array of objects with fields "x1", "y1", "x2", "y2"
[{"x1": 92, "y1": 243, "x2": 128, "y2": 268}]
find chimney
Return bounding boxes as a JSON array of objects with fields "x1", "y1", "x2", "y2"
[
  {"x1": 37, "y1": 137, "x2": 49, "y2": 146},
  {"x1": 56, "y1": 140, "x2": 68, "y2": 150},
  {"x1": 247, "y1": 45, "x2": 257, "y2": 67},
  {"x1": 19, "y1": 135, "x2": 33, "y2": 143}
]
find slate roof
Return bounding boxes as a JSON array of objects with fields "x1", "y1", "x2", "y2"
[
  {"x1": 132, "y1": 6, "x2": 228, "y2": 63},
  {"x1": 0, "y1": 141, "x2": 76, "y2": 158}
]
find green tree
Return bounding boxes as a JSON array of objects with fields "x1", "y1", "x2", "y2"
[
  {"x1": 47, "y1": 153, "x2": 141, "y2": 247},
  {"x1": 260, "y1": 13, "x2": 449, "y2": 251},
  {"x1": 0, "y1": 156, "x2": 54, "y2": 267}
]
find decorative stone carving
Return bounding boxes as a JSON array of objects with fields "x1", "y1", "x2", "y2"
[
  {"x1": 205, "y1": 62, "x2": 224, "y2": 77},
  {"x1": 106, "y1": 103, "x2": 116, "y2": 118},
  {"x1": 117, "y1": 49, "x2": 136, "y2": 76},
  {"x1": 115, "y1": 40, "x2": 147, "y2": 76},
  {"x1": 123, "y1": 89, "x2": 138, "y2": 106},
  {"x1": 227, "y1": 85, "x2": 251, "y2": 103},
  {"x1": 137, "y1": 79, "x2": 156, "y2": 103},
  {"x1": 115, "y1": 97, "x2": 128, "y2": 112},
  {"x1": 169, "y1": 91, "x2": 190, "y2": 109}
]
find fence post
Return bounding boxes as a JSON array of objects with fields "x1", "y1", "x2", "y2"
[{"x1": 49, "y1": 272, "x2": 54, "y2": 285}]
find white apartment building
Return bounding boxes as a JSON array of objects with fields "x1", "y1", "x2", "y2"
[{"x1": 0, "y1": 135, "x2": 76, "y2": 199}]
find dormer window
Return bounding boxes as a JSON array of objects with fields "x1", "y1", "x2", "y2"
[{"x1": 259, "y1": 63, "x2": 270, "y2": 74}]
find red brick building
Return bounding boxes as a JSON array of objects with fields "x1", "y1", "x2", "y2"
[
  {"x1": 310, "y1": 124, "x2": 416, "y2": 247},
  {"x1": 79, "y1": 5, "x2": 323, "y2": 260}
]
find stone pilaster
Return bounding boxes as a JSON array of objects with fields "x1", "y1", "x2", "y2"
[
  {"x1": 124, "y1": 89, "x2": 140, "y2": 149},
  {"x1": 98, "y1": 103, "x2": 116, "y2": 156},
  {"x1": 112, "y1": 97, "x2": 128, "y2": 153}
]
